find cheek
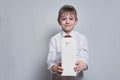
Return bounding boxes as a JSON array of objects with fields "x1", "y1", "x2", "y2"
[
  {"x1": 72, "y1": 21, "x2": 77, "y2": 25},
  {"x1": 60, "y1": 21, "x2": 66, "y2": 25},
  {"x1": 71, "y1": 20, "x2": 76, "y2": 24}
]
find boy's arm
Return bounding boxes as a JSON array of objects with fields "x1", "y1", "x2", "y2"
[
  {"x1": 47, "y1": 38, "x2": 57, "y2": 73},
  {"x1": 47, "y1": 37, "x2": 63, "y2": 74},
  {"x1": 77, "y1": 36, "x2": 88, "y2": 70}
]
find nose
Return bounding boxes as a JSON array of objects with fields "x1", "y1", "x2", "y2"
[{"x1": 66, "y1": 19, "x2": 70, "y2": 24}]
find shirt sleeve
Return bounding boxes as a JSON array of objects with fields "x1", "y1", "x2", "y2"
[
  {"x1": 47, "y1": 37, "x2": 57, "y2": 72},
  {"x1": 77, "y1": 36, "x2": 88, "y2": 65}
]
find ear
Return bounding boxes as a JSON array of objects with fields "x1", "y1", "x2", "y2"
[
  {"x1": 75, "y1": 19, "x2": 78, "y2": 25},
  {"x1": 57, "y1": 19, "x2": 61, "y2": 25}
]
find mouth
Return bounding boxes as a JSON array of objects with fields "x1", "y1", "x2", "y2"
[{"x1": 64, "y1": 25, "x2": 72, "y2": 27}]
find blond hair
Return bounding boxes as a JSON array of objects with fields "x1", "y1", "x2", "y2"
[{"x1": 57, "y1": 5, "x2": 78, "y2": 24}]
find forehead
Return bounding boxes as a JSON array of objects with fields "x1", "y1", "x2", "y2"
[{"x1": 61, "y1": 12, "x2": 75, "y2": 17}]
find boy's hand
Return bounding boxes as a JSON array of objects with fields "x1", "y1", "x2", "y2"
[
  {"x1": 74, "y1": 61, "x2": 87, "y2": 73},
  {"x1": 51, "y1": 62, "x2": 63, "y2": 75}
]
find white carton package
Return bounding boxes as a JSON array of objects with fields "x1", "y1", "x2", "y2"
[{"x1": 62, "y1": 38, "x2": 76, "y2": 76}]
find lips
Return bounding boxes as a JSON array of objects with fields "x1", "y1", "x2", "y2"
[{"x1": 64, "y1": 25, "x2": 72, "y2": 27}]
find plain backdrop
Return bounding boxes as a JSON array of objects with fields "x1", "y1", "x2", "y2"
[{"x1": 0, "y1": 0, "x2": 120, "y2": 80}]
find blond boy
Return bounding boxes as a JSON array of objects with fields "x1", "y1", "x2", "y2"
[{"x1": 47, "y1": 5, "x2": 88, "y2": 80}]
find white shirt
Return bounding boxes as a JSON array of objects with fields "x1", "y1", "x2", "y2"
[{"x1": 47, "y1": 30, "x2": 88, "y2": 71}]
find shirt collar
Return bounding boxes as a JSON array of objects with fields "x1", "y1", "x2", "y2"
[{"x1": 61, "y1": 30, "x2": 75, "y2": 38}]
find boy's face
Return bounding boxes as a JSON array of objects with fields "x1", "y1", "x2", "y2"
[{"x1": 59, "y1": 12, "x2": 78, "y2": 33}]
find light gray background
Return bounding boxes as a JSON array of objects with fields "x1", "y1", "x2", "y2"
[{"x1": 0, "y1": 0, "x2": 120, "y2": 80}]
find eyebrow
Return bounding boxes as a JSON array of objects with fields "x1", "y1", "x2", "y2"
[
  {"x1": 61, "y1": 14, "x2": 75, "y2": 16},
  {"x1": 61, "y1": 16, "x2": 75, "y2": 18}
]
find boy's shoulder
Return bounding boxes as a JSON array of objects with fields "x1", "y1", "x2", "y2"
[
  {"x1": 50, "y1": 32, "x2": 61, "y2": 40},
  {"x1": 75, "y1": 31, "x2": 87, "y2": 39}
]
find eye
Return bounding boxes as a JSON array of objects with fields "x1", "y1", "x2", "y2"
[
  {"x1": 69, "y1": 17, "x2": 74, "y2": 20},
  {"x1": 70, "y1": 18, "x2": 74, "y2": 20},
  {"x1": 61, "y1": 18, "x2": 66, "y2": 20}
]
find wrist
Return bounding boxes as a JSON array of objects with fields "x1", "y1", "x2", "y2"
[{"x1": 84, "y1": 64, "x2": 88, "y2": 70}]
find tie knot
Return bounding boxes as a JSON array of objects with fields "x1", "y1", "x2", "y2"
[{"x1": 64, "y1": 35, "x2": 72, "y2": 38}]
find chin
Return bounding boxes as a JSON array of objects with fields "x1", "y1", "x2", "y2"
[{"x1": 64, "y1": 29, "x2": 72, "y2": 33}]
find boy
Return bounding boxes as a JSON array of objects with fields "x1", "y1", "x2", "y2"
[{"x1": 47, "y1": 5, "x2": 88, "y2": 80}]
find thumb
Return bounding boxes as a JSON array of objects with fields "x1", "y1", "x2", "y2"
[
  {"x1": 58, "y1": 61, "x2": 62, "y2": 66},
  {"x1": 75, "y1": 61, "x2": 80, "y2": 65}
]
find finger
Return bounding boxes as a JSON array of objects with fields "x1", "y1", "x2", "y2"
[
  {"x1": 74, "y1": 67, "x2": 79, "y2": 72},
  {"x1": 58, "y1": 66, "x2": 63, "y2": 70},
  {"x1": 57, "y1": 69, "x2": 63, "y2": 73},
  {"x1": 74, "y1": 65, "x2": 83, "y2": 73},
  {"x1": 74, "y1": 65, "x2": 79, "y2": 70},
  {"x1": 75, "y1": 61, "x2": 79, "y2": 65},
  {"x1": 57, "y1": 67, "x2": 63, "y2": 74},
  {"x1": 57, "y1": 71, "x2": 62, "y2": 75},
  {"x1": 75, "y1": 67, "x2": 82, "y2": 73},
  {"x1": 75, "y1": 67, "x2": 81, "y2": 72},
  {"x1": 74, "y1": 64, "x2": 81, "y2": 69}
]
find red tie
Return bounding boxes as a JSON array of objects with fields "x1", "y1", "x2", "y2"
[{"x1": 64, "y1": 35, "x2": 72, "y2": 38}]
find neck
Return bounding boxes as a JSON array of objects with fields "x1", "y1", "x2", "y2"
[{"x1": 63, "y1": 30, "x2": 73, "y2": 35}]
